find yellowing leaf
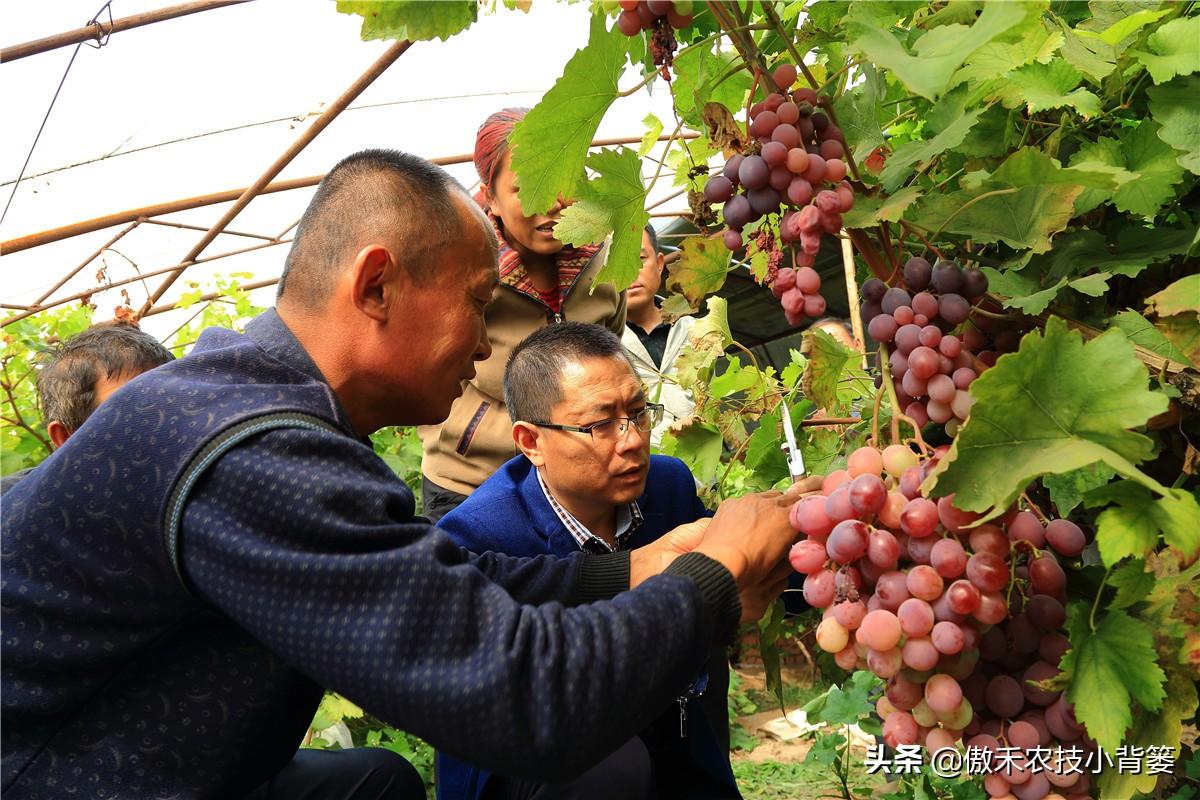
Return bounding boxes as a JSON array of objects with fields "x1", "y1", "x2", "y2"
[
  {"x1": 926, "y1": 318, "x2": 1168, "y2": 519},
  {"x1": 335, "y1": 0, "x2": 477, "y2": 42},
  {"x1": 1147, "y1": 274, "x2": 1200, "y2": 317},
  {"x1": 553, "y1": 148, "x2": 648, "y2": 292},
  {"x1": 509, "y1": 14, "x2": 628, "y2": 215},
  {"x1": 665, "y1": 235, "x2": 733, "y2": 306}
]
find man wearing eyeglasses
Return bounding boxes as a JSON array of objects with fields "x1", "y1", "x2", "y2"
[{"x1": 434, "y1": 322, "x2": 740, "y2": 800}]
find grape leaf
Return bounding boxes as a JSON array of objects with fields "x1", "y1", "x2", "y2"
[
  {"x1": 639, "y1": 113, "x2": 663, "y2": 157},
  {"x1": 1148, "y1": 75, "x2": 1200, "y2": 174},
  {"x1": 951, "y1": 14, "x2": 1063, "y2": 87},
  {"x1": 1130, "y1": 15, "x2": 1200, "y2": 84},
  {"x1": 1111, "y1": 311, "x2": 1194, "y2": 366},
  {"x1": 553, "y1": 148, "x2": 648, "y2": 292},
  {"x1": 1158, "y1": 313, "x2": 1200, "y2": 367},
  {"x1": 336, "y1": 0, "x2": 477, "y2": 41},
  {"x1": 1073, "y1": 120, "x2": 1187, "y2": 218},
  {"x1": 802, "y1": 328, "x2": 859, "y2": 416},
  {"x1": 992, "y1": 60, "x2": 1103, "y2": 117},
  {"x1": 1006, "y1": 226, "x2": 1191, "y2": 286},
  {"x1": 671, "y1": 421, "x2": 724, "y2": 483},
  {"x1": 1106, "y1": 559, "x2": 1155, "y2": 609},
  {"x1": 1060, "y1": 606, "x2": 1166, "y2": 753},
  {"x1": 709, "y1": 357, "x2": 761, "y2": 399},
  {"x1": 1082, "y1": 7, "x2": 1171, "y2": 47},
  {"x1": 845, "y1": 1, "x2": 1027, "y2": 100},
  {"x1": 1147, "y1": 274, "x2": 1200, "y2": 317},
  {"x1": 879, "y1": 106, "x2": 983, "y2": 192},
  {"x1": 745, "y1": 409, "x2": 788, "y2": 481},
  {"x1": 909, "y1": 184, "x2": 1082, "y2": 254},
  {"x1": 509, "y1": 14, "x2": 628, "y2": 215},
  {"x1": 1097, "y1": 669, "x2": 1199, "y2": 800},
  {"x1": 665, "y1": 235, "x2": 733, "y2": 306},
  {"x1": 842, "y1": 186, "x2": 922, "y2": 230},
  {"x1": 671, "y1": 44, "x2": 750, "y2": 129},
  {"x1": 1085, "y1": 480, "x2": 1200, "y2": 565},
  {"x1": 961, "y1": 147, "x2": 1128, "y2": 193},
  {"x1": 980, "y1": 267, "x2": 1111, "y2": 315},
  {"x1": 925, "y1": 318, "x2": 1168, "y2": 519},
  {"x1": 832, "y1": 61, "x2": 887, "y2": 159},
  {"x1": 803, "y1": 669, "x2": 880, "y2": 726},
  {"x1": 674, "y1": 296, "x2": 732, "y2": 390},
  {"x1": 1054, "y1": 18, "x2": 1117, "y2": 84},
  {"x1": 1043, "y1": 462, "x2": 1117, "y2": 517}
]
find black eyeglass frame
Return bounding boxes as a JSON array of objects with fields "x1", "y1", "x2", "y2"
[{"x1": 528, "y1": 403, "x2": 665, "y2": 440}]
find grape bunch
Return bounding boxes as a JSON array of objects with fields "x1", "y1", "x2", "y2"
[
  {"x1": 702, "y1": 62, "x2": 855, "y2": 324},
  {"x1": 788, "y1": 444, "x2": 1096, "y2": 800},
  {"x1": 609, "y1": 0, "x2": 693, "y2": 67},
  {"x1": 861, "y1": 257, "x2": 992, "y2": 436}
]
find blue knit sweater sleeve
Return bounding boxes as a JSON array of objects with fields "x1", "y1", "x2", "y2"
[{"x1": 180, "y1": 426, "x2": 718, "y2": 781}]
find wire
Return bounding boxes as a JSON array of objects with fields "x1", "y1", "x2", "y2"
[{"x1": 1, "y1": 1, "x2": 113, "y2": 226}]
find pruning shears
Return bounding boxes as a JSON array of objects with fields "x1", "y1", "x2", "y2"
[{"x1": 778, "y1": 396, "x2": 806, "y2": 481}]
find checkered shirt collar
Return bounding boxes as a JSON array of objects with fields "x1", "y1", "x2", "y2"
[{"x1": 534, "y1": 467, "x2": 643, "y2": 553}]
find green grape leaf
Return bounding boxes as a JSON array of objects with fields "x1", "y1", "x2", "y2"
[
  {"x1": 553, "y1": 148, "x2": 648, "y2": 292},
  {"x1": 709, "y1": 357, "x2": 760, "y2": 399},
  {"x1": 925, "y1": 318, "x2": 1168, "y2": 519},
  {"x1": 336, "y1": 0, "x2": 477, "y2": 41},
  {"x1": 910, "y1": 183, "x2": 1082, "y2": 254},
  {"x1": 671, "y1": 421, "x2": 724, "y2": 484},
  {"x1": 980, "y1": 267, "x2": 1112, "y2": 315},
  {"x1": 1148, "y1": 75, "x2": 1200, "y2": 174},
  {"x1": 1111, "y1": 311, "x2": 1194, "y2": 366},
  {"x1": 1106, "y1": 559, "x2": 1155, "y2": 609},
  {"x1": 842, "y1": 186, "x2": 922, "y2": 230},
  {"x1": 846, "y1": 1, "x2": 1027, "y2": 100},
  {"x1": 1097, "y1": 669, "x2": 1199, "y2": 800},
  {"x1": 951, "y1": 14, "x2": 1064, "y2": 87},
  {"x1": 1086, "y1": 481, "x2": 1200, "y2": 564},
  {"x1": 832, "y1": 61, "x2": 887, "y2": 159},
  {"x1": 1073, "y1": 121, "x2": 1187, "y2": 218},
  {"x1": 509, "y1": 14, "x2": 628, "y2": 215},
  {"x1": 961, "y1": 147, "x2": 1128, "y2": 193},
  {"x1": 1054, "y1": 19, "x2": 1117, "y2": 84},
  {"x1": 745, "y1": 409, "x2": 788, "y2": 480},
  {"x1": 879, "y1": 105, "x2": 983, "y2": 192},
  {"x1": 665, "y1": 235, "x2": 733, "y2": 306},
  {"x1": 992, "y1": 59, "x2": 1102, "y2": 117},
  {"x1": 639, "y1": 113, "x2": 664, "y2": 157},
  {"x1": 1061, "y1": 606, "x2": 1166, "y2": 753},
  {"x1": 1147, "y1": 274, "x2": 1200, "y2": 317},
  {"x1": 1130, "y1": 15, "x2": 1200, "y2": 84},
  {"x1": 672, "y1": 44, "x2": 750, "y2": 129},
  {"x1": 803, "y1": 670, "x2": 880, "y2": 727},
  {"x1": 1043, "y1": 462, "x2": 1117, "y2": 517},
  {"x1": 1084, "y1": 7, "x2": 1171, "y2": 47},
  {"x1": 1004, "y1": 227, "x2": 1191, "y2": 289}
]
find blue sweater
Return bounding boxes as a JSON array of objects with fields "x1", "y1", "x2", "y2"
[
  {"x1": 0, "y1": 310, "x2": 740, "y2": 799},
  {"x1": 436, "y1": 455, "x2": 740, "y2": 800}
]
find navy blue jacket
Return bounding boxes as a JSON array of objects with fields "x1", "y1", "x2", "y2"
[
  {"x1": 0, "y1": 310, "x2": 739, "y2": 799},
  {"x1": 436, "y1": 455, "x2": 740, "y2": 800}
]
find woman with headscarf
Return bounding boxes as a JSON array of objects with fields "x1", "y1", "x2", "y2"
[{"x1": 418, "y1": 108, "x2": 627, "y2": 520}]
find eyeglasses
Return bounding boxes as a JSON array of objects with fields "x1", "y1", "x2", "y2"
[{"x1": 530, "y1": 403, "x2": 664, "y2": 442}]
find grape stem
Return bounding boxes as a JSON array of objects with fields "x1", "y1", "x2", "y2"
[
  {"x1": 1021, "y1": 491, "x2": 1052, "y2": 524},
  {"x1": 877, "y1": 343, "x2": 903, "y2": 445},
  {"x1": 900, "y1": 221, "x2": 943, "y2": 261},
  {"x1": 643, "y1": 117, "x2": 686, "y2": 196},
  {"x1": 617, "y1": 68, "x2": 663, "y2": 98},
  {"x1": 969, "y1": 304, "x2": 1023, "y2": 321},
  {"x1": 869, "y1": 375, "x2": 883, "y2": 448},
  {"x1": 1089, "y1": 566, "x2": 1112, "y2": 632}
]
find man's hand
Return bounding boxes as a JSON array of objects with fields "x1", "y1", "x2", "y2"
[{"x1": 629, "y1": 518, "x2": 710, "y2": 590}]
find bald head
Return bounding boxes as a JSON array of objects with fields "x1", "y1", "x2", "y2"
[{"x1": 277, "y1": 148, "x2": 497, "y2": 308}]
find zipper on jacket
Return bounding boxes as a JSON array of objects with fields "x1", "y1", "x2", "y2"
[{"x1": 677, "y1": 696, "x2": 688, "y2": 738}]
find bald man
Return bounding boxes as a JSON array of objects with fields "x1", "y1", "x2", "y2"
[{"x1": 2, "y1": 150, "x2": 802, "y2": 800}]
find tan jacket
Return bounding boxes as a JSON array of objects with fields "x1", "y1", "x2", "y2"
[{"x1": 419, "y1": 248, "x2": 626, "y2": 495}]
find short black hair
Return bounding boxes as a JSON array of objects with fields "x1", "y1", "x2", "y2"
[
  {"x1": 37, "y1": 322, "x2": 174, "y2": 433},
  {"x1": 643, "y1": 224, "x2": 659, "y2": 254},
  {"x1": 504, "y1": 322, "x2": 635, "y2": 423},
  {"x1": 277, "y1": 148, "x2": 495, "y2": 306}
]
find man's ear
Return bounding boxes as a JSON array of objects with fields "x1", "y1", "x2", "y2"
[
  {"x1": 47, "y1": 420, "x2": 70, "y2": 449},
  {"x1": 512, "y1": 422, "x2": 546, "y2": 467},
  {"x1": 349, "y1": 244, "x2": 398, "y2": 322}
]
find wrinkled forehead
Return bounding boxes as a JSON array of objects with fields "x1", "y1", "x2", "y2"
[{"x1": 553, "y1": 356, "x2": 643, "y2": 417}]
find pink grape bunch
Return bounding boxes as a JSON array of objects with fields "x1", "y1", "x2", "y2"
[
  {"x1": 861, "y1": 257, "x2": 992, "y2": 435},
  {"x1": 611, "y1": 0, "x2": 693, "y2": 67},
  {"x1": 703, "y1": 62, "x2": 855, "y2": 322},
  {"x1": 788, "y1": 444, "x2": 1097, "y2": 800}
]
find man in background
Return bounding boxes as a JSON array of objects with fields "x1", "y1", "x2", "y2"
[
  {"x1": 622, "y1": 226, "x2": 696, "y2": 447},
  {"x1": 436, "y1": 323, "x2": 748, "y2": 800},
  {"x1": 0, "y1": 322, "x2": 173, "y2": 495}
]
